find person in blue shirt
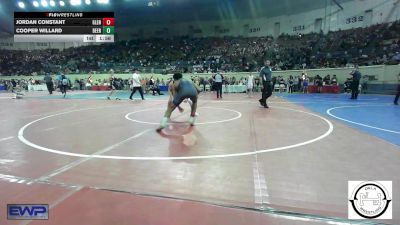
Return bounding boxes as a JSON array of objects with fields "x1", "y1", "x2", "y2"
[
  {"x1": 259, "y1": 60, "x2": 273, "y2": 108},
  {"x1": 349, "y1": 65, "x2": 362, "y2": 99},
  {"x1": 213, "y1": 72, "x2": 224, "y2": 99}
]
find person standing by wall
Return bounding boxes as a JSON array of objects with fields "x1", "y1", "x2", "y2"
[
  {"x1": 288, "y1": 75, "x2": 294, "y2": 93},
  {"x1": 44, "y1": 73, "x2": 53, "y2": 94},
  {"x1": 361, "y1": 75, "x2": 368, "y2": 94},
  {"x1": 394, "y1": 73, "x2": 399, "y2": 105},
  {"x1": 297, "y1": 74, "x2": 302, "y2": 92},
  {"x1": 60, "y1": 74, "x2": 69, "y2": 98},
  {"x1": 86, "y1": 72, "x2": 93, "y2": 90},
  {"x1": 129, "y1": 69, "x2": 145, "y2": 100},
  {"x1": 302, "y1": 72, "x2": 309, "y2": 94},
  {"x1": 10, "y1": 79, "x2": 17, "y2": 93},
  {"x1": 213, "y1": 71, "x2": 224, "y2": 99},
  {"x1": 259, "y1": 60, "x2": 273, "y2": 108},
  {"x1": 349, "y1": 65, "x2": 362, "y2": 100},
  {"x1": 315, "y1": 75, "x2": 322, "y2": 93},
  {"x1": 247, "y1": 72, "x2": 255, "y2": 97},
  {"x1": 55, "y1": 72, "x2": 62, "y2": 92},
  {"x1": 107, "y1": 69, "x2": 120, "y2": 100}
]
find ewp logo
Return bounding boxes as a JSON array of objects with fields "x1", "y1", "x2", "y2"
[{"x1": 7, "y1": 204, "x2": 49, "y2": 220}]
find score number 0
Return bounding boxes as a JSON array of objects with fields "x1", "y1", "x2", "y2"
[{"x1": 103, "y1": 18, "x2": 114, "y2": 26}]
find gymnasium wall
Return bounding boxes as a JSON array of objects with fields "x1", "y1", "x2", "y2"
[{"x1": 3, "y1": 65, "x2": 399, "y2": 85}]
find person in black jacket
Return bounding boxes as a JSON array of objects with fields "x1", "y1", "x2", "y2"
[
  {"x1": 349, "y1": 65, "x2": 361, "y2": 99},
  {"x1": 259, "y1": 60, "x2": 273, "y2": 108},
  {"x1": 394, "y1": 73, "x2": 399, "y2": 105},
  {"x1": 44, "y1": 73, "x2": 53, "y2": 94}
]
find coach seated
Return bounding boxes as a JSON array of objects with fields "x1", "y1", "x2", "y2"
[
  {"x1": 150, "y1": 81, "x2": 164, "y2": 96},
  {"x1": 331, "y1": 75, "x2": 338, "y2": 85},
  {"x1": 323, "y1": 74, "x2": 331, "y2": 85},
  {"x1": 343, "y1": 78, "x2": 352, "y2": 93}
]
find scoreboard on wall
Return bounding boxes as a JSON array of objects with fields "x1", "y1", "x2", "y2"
[{"x1": 14, "y1": 12, "x2": 114, "y2": 43}]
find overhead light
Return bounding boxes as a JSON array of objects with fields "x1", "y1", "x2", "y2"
[
  {"x1": 50, "y1": 0, "x2": 56, "y2": 6},
  {"x1": 41, "y1": 0, "x2": 48, "y2": 7},
  {"x1": 97, "y1": 0, "x2": 109, "y2": 4},
  {"x1": 70, "y1": 0, "x2": 82, "y2": 5},
  {"x1": 59, "y1": 0, "x2": 65, "y2": 6},
  {"x1": 18, "y1": 1, "x2": 25, "y2": 8},
  {"x1": 33, "y1": 0, "x2": 39, "y2": 7},
  {"x1": 85, "y1": 0, "x2": 91, "y2": 5}
]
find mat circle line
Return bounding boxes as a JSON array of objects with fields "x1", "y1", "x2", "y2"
[
  {"x1": 18, "y1": 106, "x2": 334, "y2": 160},
  {"x1": 125, "y1": 106, "x2": 242, "y2": 125},
  {"x1": 326, "y1": 105, "x2": 400, "y2": 134}
]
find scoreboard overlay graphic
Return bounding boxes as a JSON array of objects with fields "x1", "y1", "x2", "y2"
[{"x1": 14, "y1": 12, "x2": 114, "y2": 43}]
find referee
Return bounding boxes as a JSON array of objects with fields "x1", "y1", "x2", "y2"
[
  {"x1": 259, "y1": 60, "x2": 273, "y2": 108},
  {"x1": 213, "y1": 71, "x2": 224, "y2": 99},
  {"x1": 44, "y1": 73, "x2": 53, "y2": 94},
  {"x1": 394, "y1": 73, "x2": 399, "y2": 105},
  {"x1": 349, "y1": 65, "x2": 361, "y2": 100}
]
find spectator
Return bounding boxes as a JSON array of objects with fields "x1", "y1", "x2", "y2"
[
  {"x1": 344, "y1": 78, "x2": 352, "y2": 93},
  {"x1": 288, "y1": 75, "x2": 294, "y2": 93},
  {"x1": 302, "y1": 73, "x2": 309, "y2": 93},
  {"x1": 331, "y1": 75, "x2": 338, "y2": 85},
  {"x1": 60, "y1": 74, "x2": 69, "y2": 98},
  {"x1": 361, "y1": 75, "x2": 369, "y2": 94},
  {"x1": 323, "y1": 74, "x2": 331, "y2": 85},
  {"x1": 314, "y1": 75, "x2": 322, "y2": 93}
]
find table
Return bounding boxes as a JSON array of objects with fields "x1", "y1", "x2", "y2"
[
  {"x1": 91, "y1": 85, "x2": 110, "y2": 91},
  {"x1": 223, "y1": 85, "x2": 247, "y2": 93},
  {"x1": 159, "y1": 85, "x2": 168, "y2": 92},
  {"x1": 308, "y1": 85, "x2": 340, "y2": 93},
  {"x1": 28, "y1": 84, "x2": 47, "y2": 91}
]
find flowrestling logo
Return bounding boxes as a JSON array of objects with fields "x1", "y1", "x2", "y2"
[
  {"x1": 348, "y1": 181, "x2": 392, "y2": 219},
  {"x1": 7, "y1": 204, "x2": 49, "y2": 220}
]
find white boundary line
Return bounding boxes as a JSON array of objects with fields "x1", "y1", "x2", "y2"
[
  {"x1": 125, "y1": 106, "x2": 242, "y2": 125},
  {"x1": 326, "y1": 105, "x2": 400, "y2": 134},
  {"x1": 0, "y1": 136, "x2": 14, "y2": 142},
  {"x1": 18, "y1": 105, "x2": 334, "y2": 160},
  {"x1": 27, "y1": 129, "x2": 151, "y2": 185}
]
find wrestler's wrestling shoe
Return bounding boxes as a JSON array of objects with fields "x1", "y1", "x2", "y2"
[
  {"x1": 188, "y1": 116, "x2": 196, "y2": 126},
  {"x1": 156, "y1": 117, "x2": 169, "y2": 132}
]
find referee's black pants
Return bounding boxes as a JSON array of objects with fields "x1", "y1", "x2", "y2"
[
  {"x1": 215, "y1": 82, "x2": 223, "y2": 98},
  {"x1": 351, "y1": 80, "x2": 360, "y2": 99},
  {"x1": 394, "y1": 84, "x2": 400, "y2": 104},
  {"x1": 130, "y1": 86, "x2": 144, "y2": 100},
  {"x1": 46, "y1": 82, "x2": 53, "y2": 94},
  {"x1": 260, "y1": 80, "x2": 272, "y2": 105}
]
